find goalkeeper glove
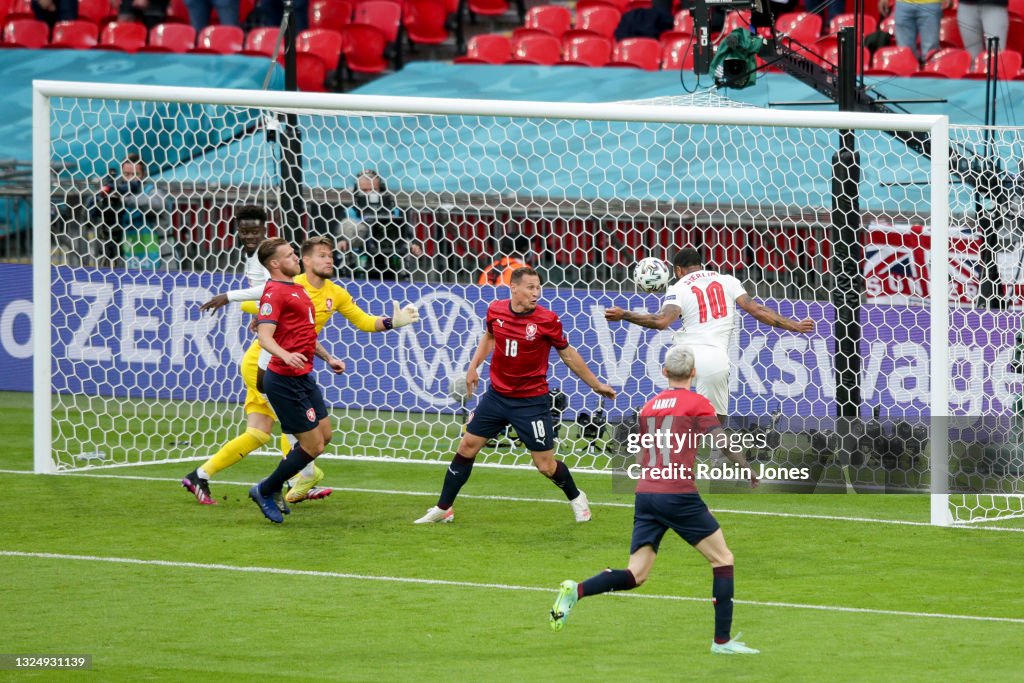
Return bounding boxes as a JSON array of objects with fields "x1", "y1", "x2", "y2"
[{"x1": 390, "y1": 301, "x2": 420, "y2": 328}]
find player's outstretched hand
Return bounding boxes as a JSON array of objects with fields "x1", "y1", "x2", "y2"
[
  {"x1": 281, "y1": 352, "x2": 307, "y2": 369},
  {"x1": 595, "y1": 383, "x2": 617, "y2": 400},
  {"x1": 793, "y1": 318, "x2": 815, "y2": 334},
  {"x1": 604, "y1": 306, "x2": 626, "y2": 322},
  {"x1": 327, "y1": 358, "x2": 346, "y2": 375},
  {"x1": 392, "y1": 301, "x2": 420, "y2": 328},
  {"x1": 465, "y1": 367, "x2": 480, "y2": 397},
  {"x1": 199, "y1": 294, "x2": 229, "y2": 313}
]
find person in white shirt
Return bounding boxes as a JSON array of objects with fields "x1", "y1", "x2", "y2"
[{"x1": 604, "y1": 247, "x2": 814, "y2": 420}]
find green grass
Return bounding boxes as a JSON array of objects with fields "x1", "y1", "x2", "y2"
[{"x1": 2, "y1": 392, "x2": 1024, "y2": 681}]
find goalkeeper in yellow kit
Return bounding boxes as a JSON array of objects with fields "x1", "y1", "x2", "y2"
[{"x1": 183, "y1": 223, "x2": 419, "y2": 506}]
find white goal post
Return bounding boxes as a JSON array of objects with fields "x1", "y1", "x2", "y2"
[{"x1": 32, "y1": 79, "x2": 1020, "y2": 527}]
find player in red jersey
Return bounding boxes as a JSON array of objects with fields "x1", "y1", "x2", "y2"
[
  {"x1": 247, "y1": 238, "x2": 341, "y2": 523},
  {"x1": 414, "y1": 267, "x2": 617, "y2": 524},
  {"x1": 550, "y1": 345, "x2": 761, "y2": 655}
]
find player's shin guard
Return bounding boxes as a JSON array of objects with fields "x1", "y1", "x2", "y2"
[
  {"x1": 712, "y1": 565, "x2": 735, "y2": 644},
  {"x1": 438, "y1": 454, "x2": 474, "y2": 509},
  {"x1": 202, "y1": 427, "x2": 272, "y2": 477},
  {"x1": 548, "y1": 460, "x2": 581, "y2": 501},
  {"x1": 579, "y1": 569, "x2": 637, "y2": 598},
  {"x1": 259, "y1": 445, "x2": 314, "y2": 497}
]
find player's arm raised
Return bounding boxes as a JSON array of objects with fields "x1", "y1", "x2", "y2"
[
  {"x1": 735, "y1": 295, "x2": 814, "y2": 333},
  {"x1": 257, "y1": 322, "x2": 306, "y2": 369},
  {"x1": 605, "y1": 303, "x2": 681, "y2": 330},
  {"x1": 557, "y1": 346, "x2": 617, "y2": 399},
  {"x1": 465, "y1": 330, "x2": 495, "y2": 397}
]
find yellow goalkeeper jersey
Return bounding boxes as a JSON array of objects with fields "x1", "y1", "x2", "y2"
[{"x1": 241, "y1": 275, "x2": 378, "y2": 334}]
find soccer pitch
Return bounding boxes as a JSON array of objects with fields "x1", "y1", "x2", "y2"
[{"x1": 2, "y1": 392, "x2": 1023, "y2": 681}]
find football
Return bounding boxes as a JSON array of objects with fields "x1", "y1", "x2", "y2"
[{"x1": 633, "y1": 257, "x2": 672, "y2": 293}]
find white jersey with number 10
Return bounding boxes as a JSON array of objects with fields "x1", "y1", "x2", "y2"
[{"x1": 663, "y1": 270, "x2": 747, "y2": 351}]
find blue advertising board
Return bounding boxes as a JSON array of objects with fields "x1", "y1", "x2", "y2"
[{"x1": 0, "y1": 263, "x2": 1019, "y2": 417}]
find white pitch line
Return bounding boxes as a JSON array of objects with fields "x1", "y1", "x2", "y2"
[
  {"x1": 5, "y1": 468, "x2": 1024, "y2": 533},
  {"x1": 1, "y1": 550, "x2": 1022, "y2": 625}
]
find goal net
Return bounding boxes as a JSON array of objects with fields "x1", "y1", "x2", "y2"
[{"x1": 30, "y1": 82, "x2": 1021, "y2": 526}]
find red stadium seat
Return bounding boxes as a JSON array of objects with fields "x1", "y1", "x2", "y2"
[
  {"x1": 403, "y1": 0, "x2": 448, "y2": 46},
  {"x1": 717, "y1": 10, "x2": 751, "y2": 39},
  {"x1": 48, "y1": 19, "x2": 98, "y2": 48},
  {"x1": 1007, "y1": 15, "x2": 1024, "y2": 54},
  {"x1": 4, "y1": 0, "x2": 32, "y2": 21},
  {"x1": 939, "y1": 15, "x2": 963, "y2": 49},
  {"x1": 453, "y1": 32, "x2": 510, "y2": 63},
  {"x1": 820, "y1": 43, "x2": 868, "y2": 70},
  {"x1": 1011, "y1": 0, "x2": 1024, "y2": 19},
  {"x1": 293, "y1": 51, "x2": 328, "y2": 91},
  {"x1": 880, "y1": 15, "x2": 895, "y2": 36},
  {"x1": 309, "y1": 0, "x2": 352, "y2": 31},
  {"x1": 571, "y1": 5, "x2": 621, "y2": 39},
  {"x1": 673, "y1": 9, "x2": 693, "y2": 34},
  {"x1": 523, "y1": 4, "x2": 571, "y2": 38},
  {"x1": 467, "y1": 0, "x2": 508, "y2": 18},
  {"x1": 508, "y1": 32, "x2": 560, "y2": 64},
  {"x1": 559, "y1": 33, "x2": 611, "y2": 66},
  {"x1": 576, "y1": 0, "x2": 627, "y2": 11},
  {"x1": 78, "y1": 0, "x2": 117, "y2": 25},
  {"x1": 96, "y1": 20, "x2": 146, "y2": 51},
  {"x1": 354, "y1": 0, "x2": 401, "y2": 42},
  {"x1": 661, "y1": 34, "x2": 694, "y2": 69},
  {"x1": 966, "y1": 50, "x2": 1022, "y2": 79},
  {"x1": 864, "y1": 45, "x2": 917, "y2": 75},
  {"x1": 607, "y1": 36, "x2": 659, "y2": 69},
  {"x1": 240, "y1": 27, "x2": 280, "y2": 57},
  {"x1": 191, "y1": 25, "x2": 243, "y2": 53},
  {"x1": 774, "y1": 12, "x2": 823, "y2": 46},
  {"x1": 2, "y1": 18, "x2": 49, "y2": 47},
  {"x1": 911, "y1": 47, "x2": 970, "y2": 77},
  {"x1": 239, "y1": 0, "x2": 257, "y2": 23},
  {"x1": 140, "y1": 22, "x2": 195, "y2": 52},
  {"x1": 340, "y1": 23, "x2": 389, "y2": 73},
  {"x1": 296, "y1": 27, "x2": 342, "y2": 70},
  {"x1": 827, "y1": 13, "x2": 877, "y2": 36}
]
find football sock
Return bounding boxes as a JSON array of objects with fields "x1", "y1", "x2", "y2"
[
  {"x1": 259, "y1": 446, "x2": 314, "y2": 496},
  {"x1": 579, "y1": 569, "x2": 637, "y2": 598},
  {"x1": 712, "y1": 565, "x2": 734, "y2": 644},
  {"x1": 201, "y1": 428, "x2": 271, "y2": 477},
  {"x1": 280, "y1": 433, "x2": 296, "y2": 458},
  {"x1": 438, "y1": 454, "x2": 474, "y2": 510},
  {"x1": 548, "y1": 460, "x2": 581, "y2": 501},
  {"x1": 299, "y1": 462, "x2": 317, "y2": 479}
]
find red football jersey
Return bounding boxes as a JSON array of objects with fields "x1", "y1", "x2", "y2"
[
  {"x1": 635, "y1": 388, "x2": 720, "y2": 494},
  {"x1": 257, "y1": 279, "x2": 317, "y2": 376},
  {"x1": 485, "y1": 300, "x2": 569, "y2": 398}
]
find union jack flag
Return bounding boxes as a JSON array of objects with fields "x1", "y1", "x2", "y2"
[{"x1": 864, "y1": 223, "x2": 981, "y2": 304}]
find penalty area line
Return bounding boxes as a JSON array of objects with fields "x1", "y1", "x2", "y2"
[
  {"x1": 1, "y1": 550, "x2": 1023, "y2": 625},
  {"x1": 3, "y1": 468, "x2": 1024, "y2": 533}
]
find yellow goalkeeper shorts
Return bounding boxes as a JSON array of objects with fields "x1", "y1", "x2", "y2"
[{"x1": 241, "y1": 340, "x2": 276, "y2": 420}]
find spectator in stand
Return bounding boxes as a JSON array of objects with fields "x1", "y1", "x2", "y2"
[
  {"x1": 478, "y1": 235, "x2": 532, "y2": 286},
  {"x1": 258, "y1": 0, "x2": 308, "y2": 32},
  {"x1": 334, "y1": 237, "x2": 368, "y2": 280},
  {"x1": 31, "y1": 0, "x2": 77, "y2": 28},
  {"x1": 880, "y1": 0, "x2": 951, "y2": 63},
  {"x1": 346, "y1": 169, "x2": 411, "y2": 281},
  {"x1": 88, "y1": 153, "x2": 177, "y2": 270},
  {"x1": 184, "y1": 0, "x2": 240, "y2": 31},
  {"x1": 118, "y1": 0, "x2": 170, "y2": 28},
  {"x1": 403, "y1": 240, "x2": 438, "y2": 282},
  {"x1": 957, "y1": 0, "x2": 1009, "y2": 59}
]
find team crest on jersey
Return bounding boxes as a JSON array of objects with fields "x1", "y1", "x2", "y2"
[
  {"x1": 306, "y1": 408, "x2": 316, "y2": 422},
  {"x1": 260, "y1": 303, "x2": 273, "y2": 316},
  {"x1": 525, "y1": 323, "x2": 537, "y2": 341},
  {"x1": 325, "y1": 298, "x2": 333, "y2": 311}
]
